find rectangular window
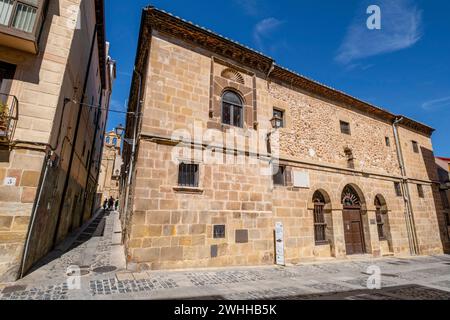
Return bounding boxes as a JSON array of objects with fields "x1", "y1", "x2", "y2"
[
  {"x1": 412, "y1": 141, "x2": 419, "y2": 153},
  {"x1": 394, "y1": 182, "x2": 402, "y2": 197},
  {"x1": 12, "y1": 2, "x2": 37, "y2": 33},
  {"x1": 178, "y1": 163, "x2": 199, "y2": 187},
  {"x1": 340, "y1": 121, "x2": 351, "y2": 135},
  {"x1": 385, "y1": 137, "x2": 390, "y2": 147},
  {"x1": 417, "y1": 184, "x2": 424, "y2": 198},
  {"x1": 213, "y1": 225, "x2": 225, "y2": 239},
  {"x1": 273, "y1": 108, "x2": 284, "y2": 128},
  {"x1": 0, "y1": 0, "x2": 14, "y2": 26},
  {"x1": 273, "y1": 165, "x2": 286, "y2": 186}
]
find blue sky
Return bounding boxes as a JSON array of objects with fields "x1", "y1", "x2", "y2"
[{"x1": 105, "y1": 0, "x2": 450, "y2": 156}]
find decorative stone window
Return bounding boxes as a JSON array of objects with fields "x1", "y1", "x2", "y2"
[
  {"x1": 221, "y1": 90, "x2": 243, "y2": 128},
  {"x1": 313, "y1": 191, "x2": 327, "y2": 244},
  {"x1": 417, "y1": 184, "x2": 424, "y2": 198},
  {"x1": 272, "y1": 165, "x2": 286, "y2": 186},
  {"x1": 340, "y1": 121, "x2": 351, "y2": 135},
  {"x1": 344, "y1": 147, "x2": 355, "y2": 169},
  {"x1": 394, "y1": 182, "x2": 402, "y2": 197},
  {"x1": 178, "y1": 163, "x2": 199, "y2": 188},
  {"x1": 412, "y1": 141, "x2": 419, "y2": 153}
]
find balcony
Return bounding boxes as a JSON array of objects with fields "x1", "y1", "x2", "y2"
[
  {"x1": 0, "y1": 0, "x2": 48, "y2": 54},
  {"x1": 0, "y1": 93, "x2": 18, "y2": 143}
]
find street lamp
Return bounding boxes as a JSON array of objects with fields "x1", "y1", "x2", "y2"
[{"x1": 270, "y1": 114, "x2": 283, "y2": 129}]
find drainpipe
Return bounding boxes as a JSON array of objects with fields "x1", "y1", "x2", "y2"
[
  {"x1": 392, "y1": 117, "x2": 419, "y2": 255},
  {"x1": 121, "y1": 68, "x2": 142, "y2": 239},
  {"x1": 53, "y1": 25, "x2": 98, "y2": 247},
  {"x1": 19, "y1": 152, "x2": 53, "y2": 278}
]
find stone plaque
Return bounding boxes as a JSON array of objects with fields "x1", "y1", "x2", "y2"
[
  {"x1": 292, "y1": 171, "x2": 310, "y2": 188},
  {"x1": 235, "y1": 229, "x2": 248, "y2": 243}
]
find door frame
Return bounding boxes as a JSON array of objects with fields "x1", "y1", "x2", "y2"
[{"x1": 342, "y1": 206, "x2": 366, "y2": 255}]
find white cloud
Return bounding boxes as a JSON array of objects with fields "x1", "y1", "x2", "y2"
[
  {"x1": 253, "y1": 17, "x2": 284, "y2": 51},
  {"x1": 422, "y1": 96, "x2": 450, "y2": 110},
  {"x1": 233, "y1": 0, "x2": 260, "y2": 16},
  {"x1": 336, "y1": 0, "x2": 422, "y2": 65}
]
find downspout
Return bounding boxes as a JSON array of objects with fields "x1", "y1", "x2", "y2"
[
  {"x1": 79, "y1": 87, "x2": 104, "y2": 227},
  {"x1": 392, "y1": 117, "x2": 419, "y2": 255},
  {"x1": 19, "y1": 152, "x2": 52, "y2": 278},
  {"x1": 121, "y1": 68, "x2": 142, "y2": 240},
  {"x1": 53, "y1": 25, "x2": 98, "y2": 247}
]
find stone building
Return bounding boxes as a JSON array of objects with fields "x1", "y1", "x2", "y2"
[
  {"x1": 0, "y1": 0, "x2": 115, "y2": 281},
  {"x1": 120, "y1": 7, "x2": 448, "y2": 271},
  {"x1": 97, "y1": 130, "x2": 123, "y2": 201},
  {"x1": 436, "y1": 157, "x2": 450, "y2": 239}
]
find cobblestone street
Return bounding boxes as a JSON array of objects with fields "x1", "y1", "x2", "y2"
[{"x1": 1, "y1": 210, "x2": 449, "y2": 300}]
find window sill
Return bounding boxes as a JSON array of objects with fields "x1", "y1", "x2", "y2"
[
  {"x1": 314, "y1": 241, "x2": 329, "y2": 246},
  {"x1": 173, "y1": 186, "x2": 204, "y2": 194}
]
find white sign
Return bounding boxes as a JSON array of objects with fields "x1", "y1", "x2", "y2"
[
  {"x1": 275, "y1": 222, "x2": 285, "y2": 266},
  {"x1": 4, "y1": 177, "x2": 16, "y2": 186},
  {"x1": 293, "y1": 171, "x2": 310, "y2": 188}
]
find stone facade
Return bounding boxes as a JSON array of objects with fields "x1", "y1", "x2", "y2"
[
  {"x1": 0, "y1": 0, "x2": 114, "y2": 281},
  {"x1": 98, "y1": 130, "x2": 123, "y2": 200},
  {"x1": 121, "y1": 8, "x2": 446, "y2": 272}
]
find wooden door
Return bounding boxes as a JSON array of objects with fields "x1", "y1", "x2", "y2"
[{"x1": 343, "y1": 209, "x2": 365, "y2": 254}]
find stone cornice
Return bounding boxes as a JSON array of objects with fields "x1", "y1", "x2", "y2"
[{"x1": 132, "y1": 6, "x2": 434, "y2": 137}]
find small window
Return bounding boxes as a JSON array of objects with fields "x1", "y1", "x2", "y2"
[
  {"x1": 313, "y1": 191, "x2": 327, "y2": 244},
  {"x1": 178, "y1": 163, "x2": 199, "y2": 187},
  {"x1": 340, "y1": 121, "x2": 351, "y2": 135},
  {"x1": 12, "y1": 3, "x2": 38, "y2": 33},
  {"x1": 417, "y1": 184, "x2": 424, "y2": 198},
  {"x1": 273, "y1": 165, "x2": 286, "y2": 186},
  {"x1": 412, "y1": 141, "x2": 419, "y2": 153},
  {"x1": 222, "y1": 91, "x2": 243, "y2": 128},
  {"x1": 385, "y1": 137, "x2": 390, "y2": 147},
  {"x1": 272, "y1": 108, "x2": 284, "y2": 128},
  {"x1": 213, "y1": 225, "x2": 225, "y2": 238},
  {"x1": 394, "y1": 182, "x2": 402, "y2": 197}
]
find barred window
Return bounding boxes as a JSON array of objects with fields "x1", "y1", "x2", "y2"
[
  {"x1": 313, "y1": 191, "x2": 327, "y2": 244},
  {"x1": 385, "y1": 136, "x2": 390, "y2": 147},
  {"x1": 178, "y1": 163, "x2": 199, "y2": 187}
]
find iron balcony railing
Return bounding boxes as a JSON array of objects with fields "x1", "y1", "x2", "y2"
[{"x1": 0, "y1": 92, "x2": 18, "y2": 143}]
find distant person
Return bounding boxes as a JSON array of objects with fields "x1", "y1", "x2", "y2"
[
  {"x1": 103, "y1": 198, "x2": 108, "y2": 210},
  {"x1": 115, "y1": 199, "x2": 119, "y2": 211},
  {"x1": 108, "y1": 196, "x2": 114, "y2": 211}
]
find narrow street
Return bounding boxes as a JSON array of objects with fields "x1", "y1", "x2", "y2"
[{"x1": 0, "y1": 210, "x2": 449, "y2": 300}]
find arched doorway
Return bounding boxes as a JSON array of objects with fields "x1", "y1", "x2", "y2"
[{"x1": 342, "y1": 185, "x2": 366, "y2": 254}]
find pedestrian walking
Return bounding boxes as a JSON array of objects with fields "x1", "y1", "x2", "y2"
[
  {"x1": 108, "y1": 196, "x2": 114, "y2": 211},
  {"x1": 115, "y1": 199, "x2": 119, "y2": 211}
]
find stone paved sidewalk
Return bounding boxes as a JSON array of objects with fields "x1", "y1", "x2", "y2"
[{"x1": 1, "y1": 210, "x2": 450, "y2": 300}]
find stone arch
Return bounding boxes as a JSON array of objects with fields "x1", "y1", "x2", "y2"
[
  {"x1": 337, "y1": 181, "x2": 368, "y2": 211},
  {"x1": 309, "y1": 189, "x2": 334, "y2": 257},
  {"x1": 341, "y1": 183, "x2": 372, "y2": 254},
  {"x1": 221, "y1": 87, "x2": 246, "y2": 105}
]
